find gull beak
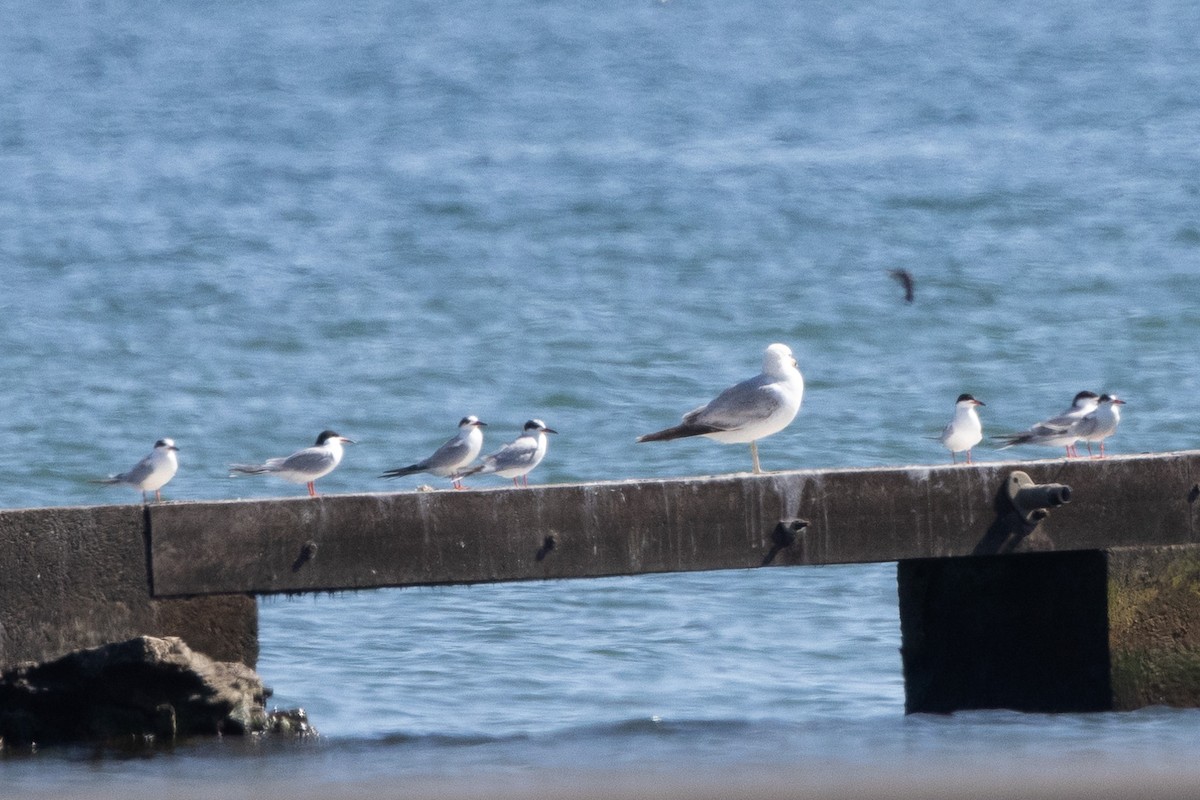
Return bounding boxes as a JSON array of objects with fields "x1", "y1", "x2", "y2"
[
  {"x1": 340, "y1": 437, "x2": 357, "y2": 445},
  {"x1": 974, "y1": 400, "x2": 986, "y2": 406},
  {"x1": 543, "y1": 427, "x2": 559, "y2": 435}
]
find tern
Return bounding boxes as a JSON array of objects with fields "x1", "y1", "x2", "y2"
[
  {"x1": 380, "y1": 416, "x2": 487, "y2": 489},
  {"x1": 1076, "y1": 394, "x2": 1125, "y2": 458},
  {"x1": 455, "y1": 419, "x2": 556, "y2": 487},
  {"x1": 936, "y1": 394, "x2": 985, "y2": 464},
  {"x1": 230, "y1": 430, "x2": 354, "y2": 497},
  {"x1": 637, "y1": 342, "x2": 805, "y2": 474},
  {"x1": 996, "y1": 391, "x2": 1099, "y2": 458},
  {"x1": 91, "y1": 438, "x2": 179, "y2": 503}
]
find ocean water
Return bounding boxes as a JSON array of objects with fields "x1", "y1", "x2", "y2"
[{"x1": 3, "y1": 0, "x2": 1200, "y2": 794}]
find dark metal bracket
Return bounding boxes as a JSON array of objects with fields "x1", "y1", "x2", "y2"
[
  {"x1": 762, "y1": 518, "x2": 809, "y2": 566},
  {"x1": 1007, "y1": 470, "x2": 1072, "y2": 525}
]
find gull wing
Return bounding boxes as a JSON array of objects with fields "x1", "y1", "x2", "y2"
[{"x1": 685, "y1": 375, "x2": 780, "y2": 432}]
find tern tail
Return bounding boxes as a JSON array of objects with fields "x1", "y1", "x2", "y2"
[
  {"x1": 379, "y1": 464, "x2": 421, "y2": 479},
  {"x1": 229, "y1": 464, "x2": 271, "y2": 475}
]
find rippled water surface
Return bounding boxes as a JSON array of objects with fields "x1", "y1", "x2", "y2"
[{"x1": 3, "y1": 0, "x2": 1200, "y2": 794}]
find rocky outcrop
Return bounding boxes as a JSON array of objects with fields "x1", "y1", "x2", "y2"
[{"x1": 0, "y1": 636, "x2": 314, "y2": 748}]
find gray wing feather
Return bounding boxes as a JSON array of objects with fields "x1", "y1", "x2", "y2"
[
  {"x1": 278, "y1": 448, "x2": 335, "y2": 473},
  {"x1": 685, "y1": 375, "x2": 780, "y2": 431},
  {"x1": 486, "y1": 438, "x2": 537, "y2": 470},
  {"x1": 117, "y1": 455, "x2": 157, "y2": 486},
  {"x1": 422, "y1": 436, "x2": 472, "y2": 471},
  {"x1": 1073, "y1": 415, "x2": 1099, "y2": 438}
]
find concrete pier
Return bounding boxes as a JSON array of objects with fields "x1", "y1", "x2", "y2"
[
  {"x1": 0, "y1": 504, "x2": 257, "y2": 669},
  {"x1": 3, "y1": 450, "x2": 1200, "y2": 713},
  {"x1": 148, "y1": 452, "x2": 1200, "y2": 595}
]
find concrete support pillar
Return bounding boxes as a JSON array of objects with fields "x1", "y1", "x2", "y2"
[
  {"x1": 0, "y1": 505, "x2": 258, "y2": 670},
  {"x1": 898, "y1": 546, "x2": 1200, "y2": 713}
]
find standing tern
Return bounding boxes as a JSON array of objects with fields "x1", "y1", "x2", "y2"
[
  {"x1": 380, "y1": 415, "x2": 487, "y2": 489},
  {"x1": 636, "y1": 342, "x2": 805, "y2": 474},
  {"x1": 455, "y1": 419, "x2": 556, "y2": 487},
  {"x1": 1076, "y1": 394, "x2": 1125, "y2": 458},
  {"x1": 91, "y1": 438, "x2": 179, "y2": 503},
  {"x1": 996, "y1": 391, "x2": 1099, "y2": 458},
  {"x1": 936, "y1": 394, "x2": 985, "y2": 464},
  {"x1": 230, "y1": 430, "x2": 354, "y2": 497}
]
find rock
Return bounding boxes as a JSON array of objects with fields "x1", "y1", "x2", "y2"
[{"x1": 0, "y1": 636, "x2": 315, "y2": 748}]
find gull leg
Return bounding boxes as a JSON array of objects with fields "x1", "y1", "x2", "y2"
[
  {"x1": 951, "y1": 452, "x2": 957, "y2": 465},
  {"x1": 307, "y1": 482, "x2": 317, "y2": 497},
  {"x1": 966, "y1": 450, "x2": 972, "y2": 465},
  {"x1": 155, "y1": 489, "x2": 162, "y2": 502},
  {"x1": 750, "y1": 441, "x2": 762, "y2": 474},
  {"x1": 512, "y1": 477, "x2": 520, "y2": 488}
]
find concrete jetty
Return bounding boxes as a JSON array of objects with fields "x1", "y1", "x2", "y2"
[{"x1": 4, "y1": 451, "x2": 1200, "y2": 713}]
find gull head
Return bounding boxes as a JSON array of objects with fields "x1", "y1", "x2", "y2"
[
  {"x1": 524, "y1": 419, "x2": 558, "y2": 435},
  {"x1": 459, "y1": 415, "x2": 488, "y2": 429},
  {"x1": 154, "y1": 438, "x2": 179, "y2": 452},
  {"x1": 762, "y1": 343, "x2": 798, "y2": 376}
]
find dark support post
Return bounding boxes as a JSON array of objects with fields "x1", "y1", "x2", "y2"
[{"x1": 898, "y1": 546, "x2": 1200, "y2": 714}]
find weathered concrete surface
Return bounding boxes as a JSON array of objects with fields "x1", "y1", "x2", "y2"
[
  {"x1": 149, "y1": 451, "x2": 1200, "y2": 597},
  {"x1": 0, "y1": 504, "x2": 258, "y2": 670},
  {"x1": 899, "y1": 545, "x2": 1200, "y2": 713},
  {"x1": 1107, "y1": 546, "x2": 1200, "y2": 709},
  {"x1": 0, "y1": 636, "x2": 312, "y2": 747}
]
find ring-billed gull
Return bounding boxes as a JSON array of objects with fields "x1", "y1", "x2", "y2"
[{"x1": 637, "y1": 343, "x2": 805, "y2": 474}]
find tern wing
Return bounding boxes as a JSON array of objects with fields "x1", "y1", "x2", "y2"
[
  {"x1": 1029, "y1": 421, "x2": 1074, "y2": 438},
  {"x1": 422, "y1": 436, "x2": 474, "y2": 472},
  {"x1": 116, "y1": 454, "x2": 157, "y2": 486},
  {"x1": 486, "y1": 438, "x2": 538, "y2": 471},
  {"x1": 1073, "y1": 413, "x2": 1100, "y2": 439},
  {"x1": 1040, "y1": 410, "x2": 1083, "y2": 429},
  {"x1": 277, "y1": 447, "x2": 336, "y2": 474}
]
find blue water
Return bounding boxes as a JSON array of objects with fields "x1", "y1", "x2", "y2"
[{"x1": 3, "y1": 0, "x2": 1200, "y2": 794}]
